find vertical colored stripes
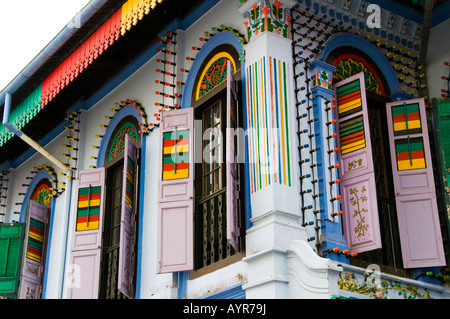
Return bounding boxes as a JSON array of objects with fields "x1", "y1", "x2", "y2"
[
  {"x1": 261, "y1": 57, "x2": 271, "y2": 186},
  {"x1": 26, "y1": 218, "x2": 45, "y2": 263},
  {"x1": 261, "y1": 58, "x2": 268, "y2": 187},
  {"x1": 282, "y1": 61, "x2": 291, "y2": 187},
  {"x1": 247, "y1": 57, "x2": 291, "y2": 193},
  {"x1": 246, "y1": 67, "x2": 255, "y2": 194},
  {"x1": 273, "y1": 59, "x2": 282, "y2": 186}
]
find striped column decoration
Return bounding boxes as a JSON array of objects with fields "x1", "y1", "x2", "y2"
[{"x1": 246, "y1": 57, "x2": 292, "y2": 194}]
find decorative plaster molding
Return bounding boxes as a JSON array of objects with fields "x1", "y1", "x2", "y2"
[
  {"x1": 286, "y1": 239, "x2": 342, "y2": 298},
  {"x1": 241, "y1": 0, "x2": 296, "y2": 41}
]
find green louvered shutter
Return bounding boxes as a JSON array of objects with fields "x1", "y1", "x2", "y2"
[
  {"x1": 0, "y1": 223, "x2": 25, "y2": 299},
  {"x1": 434, "y1": 99, "x2": 450, "y2": 188}
]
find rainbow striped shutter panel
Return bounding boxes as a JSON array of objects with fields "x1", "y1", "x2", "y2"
[
  {"x1": 26, "y1": 218, "x2": 45, "y2": 263},
  {"x1": 386, "y1": 98, "x2": 445, "y2": 268},
  {"x1": 395, "y1": 137, "x2": 426, "y2": 171},
  {"x1": 68, "y1": 168, "x2": 105, "y2": 299},
  {"x1": 334, "y1": 72, "x2": 382, "y2": 253},
  {"x1": 157, "y1": 108, "x2": 194, "y2": 274},
  {"x1": 339, "y1": 115, "x2": 366, "y2": 155},
  {"x1": 162, "y1": 129, "x2": 190, "y2": 181},
  {"x1": 118, "y1": 135, "x2": 137, "y2": 297},
  {"x1": 76, "y1": 186, "x2": 101, "y2": 232},
  {"x1": 391, "y1": 103, "x2": 422, "y2": 136},
  {"x1": 19, "y1": 201, "x2": 48, "y2": 299}
]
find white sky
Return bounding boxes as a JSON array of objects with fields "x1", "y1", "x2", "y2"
[{"x1": 0, "y1": 0, "x2": 92, "y2": 91}]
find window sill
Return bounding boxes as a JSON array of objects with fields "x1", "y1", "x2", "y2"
[{"x1": 189, "y1": 252, "x2": 246, "y2": 280}]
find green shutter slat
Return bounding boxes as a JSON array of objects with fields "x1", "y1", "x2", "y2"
[
  {"x1": 0, "y1": 238, "x2": 8, "y2": 276},
  {"x1": 438, "y1": 116, "x2": 450, "y2": 170},
  {"x1": 336, "y1": 79, "x2": 360, "y2": 97},
  {"x1": 438, "y1": 100, "x2": 450, "y2": 116},
  {"x1": 0, "y1": 238, "x2": 22, "y2": 277}
]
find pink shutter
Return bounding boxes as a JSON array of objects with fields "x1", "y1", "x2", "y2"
[
  {"x1": 19, "y1": 200, "x2": 49, "y2": 299},
  {"x1": 118, "y1": 135, "x2": 137, "y2": 297},
  {"x1": 334, "y1": 72, "x2": 382, "y2": 253},
  {"x1": 157, "y1": 107, "x2": 194, "y2": 274},
  {"x1": 226, "y1": 60, "x2": 240, "y2": 252},
  {"x1": 67, "y1": 167, "x2": 105, "y2": 299},
  {"x1": 386, "y1": 98, "x2": 445, "y2": 268}
]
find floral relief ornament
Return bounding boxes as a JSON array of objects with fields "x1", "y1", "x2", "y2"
[
  {"x1": 338, "y1": 272, "x2": 432, "y2": 299},
  {"x1": 243, "y1": 0, "x2": 292, "y2": 42}
]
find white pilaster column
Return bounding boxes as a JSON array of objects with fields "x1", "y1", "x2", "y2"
[{"x1": 239, "y1": 0, "x2": 307, "y2": 299}]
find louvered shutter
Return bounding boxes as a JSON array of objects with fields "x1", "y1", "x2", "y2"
[
  {"x1": 386, "y1": 98, "x2": 445, "y2": 268},
  {"x1": 19, "y1": 201, "x2": 49, "y2": 299},
  {"x1": 118, "y1": 135, "x2": 137, "y2": 297},
  {"x1": 226, "y1": 60, "x2": 240, "y2": 252},
  {"x1": 157, "y1": 107, "x2": 194, "y2": 274},
  {"x1": 334, "y1": 72, "x2": 382, "y2": 253},
  {"x1": 68, "y1": 168, "x2": 105, "y2": 299},
  {"x1": 0, "y1": 223, "x2": 25, "y2": 298},
  {"x1": 434, "y1": 99, "x2": 450, "y2": 188}
]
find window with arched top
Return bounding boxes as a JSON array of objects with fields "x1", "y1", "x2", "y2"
[
  {"x1": 68, "y1": 111, "x2": 141, "y2": 299},
  {"x1": 105, "y1": 117, "x2": 141, "y2": 164},
  {"x1": 17, "y1": 176, "x2": 53, "y2": 299},
  {"x1": 157, "y1": 44, "x2": 246, "y2": 276},
  {"x1": 328, "y1": 47, "x2": 445, "y2": 273}
]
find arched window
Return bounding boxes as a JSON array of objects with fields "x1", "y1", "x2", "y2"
[
  {"x1": 106, "y1": 120, "x2": 140, "y2": 163},
  {"x1": 100, "y1": 116, "x2": 140, "y2": 299},
  {"x1": 328, "y1": 47, "x2": 445, "y2": 272},
  {"x1": 19, "y1": 176, "x2": 53, "y2": 299},
  {"x1": 68, "y1": 111, "x2": 141, "y2": 299},
  {"x1": 157, "y1": 43, "x2": 246, "y2": 275}
]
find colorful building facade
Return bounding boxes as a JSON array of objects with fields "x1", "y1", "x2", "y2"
[{"x1": 1, "y1": 0, "x2": 450, "y2": 299}]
